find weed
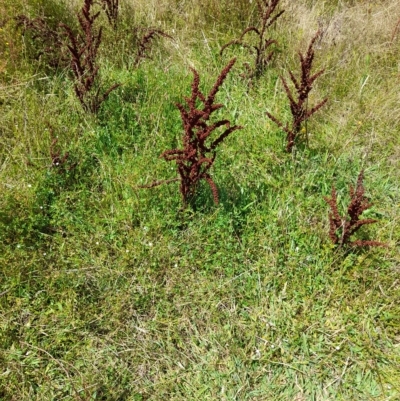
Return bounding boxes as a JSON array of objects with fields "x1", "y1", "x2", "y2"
[
  {"x1": 220, "y1": 0, "x2": 284, "y2": 79},
  {"x1": 324, "y1": 170, "x2": 385, "y2": 247},
  {"x1": 49, "y1": 130, "x2": 77, "y2": 173},
  {"x1": 266, "y1": 30, "x2": 327, "y2": 152},
  {"x1": 15, "y1": 15, "x2": 67, "y2": 69},
  {"x1": 134, "y1": 28, "x2": 173, "y2": 67},
  {"x1": 61, "y1": 0, "x2": 120, "y2": 113},
  {"x1": 1, "y1": 1, "x2": 399, "y2": 399},
  {"x1": 100, "y1": 0, "x2": 119, "y2": 29},
  {"x1": 142, "y1": 58, "x2": 242, "y2": 206}
]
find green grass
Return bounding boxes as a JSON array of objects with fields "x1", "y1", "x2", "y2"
[{"x1": 0, "y1": 0, "x2": 399, "y2": 400}]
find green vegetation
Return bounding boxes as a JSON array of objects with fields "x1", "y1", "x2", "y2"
[{"x1": 0, "y1": 0, "x2": 399, "y2": 400}]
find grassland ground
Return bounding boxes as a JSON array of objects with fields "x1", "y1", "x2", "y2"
[{"x1": 0, "y1": 0, "x2": 399, "y2": 400}]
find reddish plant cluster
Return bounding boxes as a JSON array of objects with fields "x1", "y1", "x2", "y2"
[
  {"x1": 61, "y1": 0, "x2": 120, "y2": 113},
  {"x1": 324, "y1": 171, "x2": 385, "y2": 248},
  {"x1": 100, "y1": 0, "x2": 119, "y2": 29},
  {"x1": 134, "y1": 28, "x2": 173, "y2": 67},
  {"x1": 266, "y1": 30, "x2": 328, "y2": 152},
  {"x1": 220, "y1": 0, "x2": 284, "y2": 79},
  {"x1": 48, "y1": 128, "x2": 77, "y2": 173},
  {"x1": 15, "y1": 15, "x2": 66, "y2": 68},
  {"x1": 143, "y1": 58, "x2": 242, "y2": 206},
  {"x1": 13, "y1": 3, "x2": 386, "y2": 249}
]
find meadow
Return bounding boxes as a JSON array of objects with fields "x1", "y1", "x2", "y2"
[{"x1": 0, "y1": 0, "x2": 399, "y2": 399}]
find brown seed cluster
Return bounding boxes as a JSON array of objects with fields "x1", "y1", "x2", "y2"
[
  {"x1": 142, "y1": 58, "x2": 242, "y2": 206},
  {"x1": 220, "y1": 0, "x2": 284, "y2": 79},
  {"x1": 267, "y1": 30, "x2": 328, "y2": 152},
  {"x1": 61, "y1": 0, "x2": 120, "y2": 113},
  {"x1": 324, "y1": 170, "x2": 386, "y2": 247}
]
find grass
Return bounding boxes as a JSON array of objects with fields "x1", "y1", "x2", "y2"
[{"x1": 0, "y1": 0, "x2": 399, "y2": 400}]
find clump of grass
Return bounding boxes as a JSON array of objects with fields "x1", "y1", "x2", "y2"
[
  {"x1": 142, "y1": 58, "x2": 242, "y2": 207},
  {"x1": 324, "y1": 170, "x2": 386, "y2": 248},
  {"x1": 220, "y1": 0, "x2": 284, "y2": 79},
  {"x1": 266, "y1": 30, "x2": 327, "y2": 152},
  {"x1": 61, "y1": 0, "x2": 120, "y2": 113}
]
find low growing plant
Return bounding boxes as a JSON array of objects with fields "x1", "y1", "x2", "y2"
[
  {"x1": 142, "y1": 58, "x2": 242, "y2": 207},
  {"x1": 61, "y1": 0, "x2": 120, "y2": 113},
  {"x1": 266, "y1": 30, "x2": 327, "y2": 152},
  {"x1": 324, "y1": 170, "x2": 385, "y2": 248},
  {"x1": 220, "y1": 0, "x2": 284, "y2": 79}
]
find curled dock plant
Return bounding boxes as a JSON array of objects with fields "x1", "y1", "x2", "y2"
[
  {"x1": 134, "y1": 28, "x2": 173, "y2": 66},
  {"x1": 100, "y1": 0, "x2": 119, "y2": 29},
  {"x1": 266, "y1": 30, "x2": 327, "y2": 152},
  {"x1": 15, "y1": 15, "x2": 66, "y2": 69},
  {"x1": 61, "y1": 0, "x2": 120, "y2": 113},
  {"x1": 49, "y1": 133, "x2": 77, "y2": 173},
  {"x1": 220, "y1": 0, "x2": 284, "y2": 79},
  {"x1": 142, "y1": 58, "x2": 242, "y2": 207},
  {"x1": 324, "y1": 170, "x2": 386, "y2": 248}
]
